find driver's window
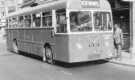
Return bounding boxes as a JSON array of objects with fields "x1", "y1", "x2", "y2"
[{"x1": 56, "y1": 9, "x2": 67, "y2": 33}]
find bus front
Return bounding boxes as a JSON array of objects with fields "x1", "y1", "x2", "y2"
[{"x1": 67, "y1": 0, "x2": 114, "y2": 62}]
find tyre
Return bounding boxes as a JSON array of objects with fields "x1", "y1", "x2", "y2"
[{"x1": 44, "y1": 46, "x2": 54, "y2": 64}]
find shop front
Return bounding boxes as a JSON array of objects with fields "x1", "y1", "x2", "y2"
[
  {"x1": 108, "y1": 0, "x2": 130, "y2": 52},
  {"x1": 108, "y1": 0, "x2": 135, "y2": 60}
]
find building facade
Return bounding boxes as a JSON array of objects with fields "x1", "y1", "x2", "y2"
[
  {"x1": 0, "y1": 0, "x2": 6, "y2": 28},
  {"x1": 108, "y1": 0, "x2": 135, "y2": 59}
]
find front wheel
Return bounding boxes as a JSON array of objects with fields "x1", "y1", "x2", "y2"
[{"x1": 44, "y1": 46, "x2": 54, "y2": 64}]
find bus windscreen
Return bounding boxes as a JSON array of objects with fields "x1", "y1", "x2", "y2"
[
  {"x1": 70, "y1": 11, "x2": 92, "y2": 32},
  {"x1": 94, "y1": 12, "x2": 112, "y2": 31},
  {"x1": 70, "y1": 11, "x2": 112, "y2": 32}
]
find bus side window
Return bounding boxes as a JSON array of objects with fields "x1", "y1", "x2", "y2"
[
  {"x1": 12, "y1": 17, "x2": 17, "y2": 28},
  {"x1": 32, "y1": 13, "x2": 41, "y2": 27},
  {"x1": 42, "y1": 11, "x2": 52, "y2": 27},
  {"x1": 18, "y1": 16, "x2": 24, "y2": 28},
  {"x1": 24, "y1": 15, "x2": 31, "y2": 28},
  {"x1": 94, "y1": 12, "x2": 102, "y2": 31},
  {"x1": 8, "y1": 18, "x2": 12, "y2": 28},
  {"x1": 56, "y1": 9, "x2": 67, "y2": 33},
  {"x1": 107, "y1": 14, "x2": 112, "y2": 30}
]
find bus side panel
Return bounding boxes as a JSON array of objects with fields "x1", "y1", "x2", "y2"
[
  {"x1": 6, "y1": 29, "x2": 18, "y2": 51},
  {"x1": 6, "y1": 29, "x2": 13, "y2": 51},
  {"x1": 41, "y1": 28, "x2": 55, "y2": 43},
  {"x1": 17, "y1": 29, "x2": 26, "y2": 52},
  {"x1": 12, "y1": 29, "x2": 18, "y2": 40},
  {"x1": 17, "y1": 29, "x2": 43, "y2": 56},
  {"x1": 28, "y1": 28, "x2": 55, "y2": 57},
  {"x1": 18, "y1": 29, "x2": 25, "y2": 41},
  {"x1": 54, "y1": 34, "x2": 69, "y2": 62},
  {"x1": 13, "y1": 28, "x2": 55, "y2": 57}
]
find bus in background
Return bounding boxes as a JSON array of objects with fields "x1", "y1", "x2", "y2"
[{"x1": 6, "y1": 0, "x2": 114, "y2": 64}]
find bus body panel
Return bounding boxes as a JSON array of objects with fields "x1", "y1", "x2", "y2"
[
  {"x1": 54, "y1": 34, "x2": 69, "y2": 62},
  {"x1": 6, "y1": 28, "x2": 55, "y2": 57},
  {"x1": 68, "y1": 33, "x2": 114, "y2": 63},
  {"x1": 6, "y1": 29, "x2": 13, "y2": 50}
]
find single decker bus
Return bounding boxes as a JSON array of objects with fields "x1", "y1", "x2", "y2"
[{"x1": 6, "y1": 0, "x2": 114, "y2": 64}]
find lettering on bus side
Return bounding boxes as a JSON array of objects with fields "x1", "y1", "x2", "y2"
[
  {"x1": 89, "y1": 40, "x2": 103, "y2": 48},
  {"x1": 80, "y1": 0, "x2": 100, "y2": 8}
]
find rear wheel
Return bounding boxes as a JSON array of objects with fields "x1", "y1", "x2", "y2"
[
  {"x1": 13, "y1": 40, "x2": 19, "y2": 53},
  {"x1": 44, "y1": 46, "x2": 54, "y2": 64}
]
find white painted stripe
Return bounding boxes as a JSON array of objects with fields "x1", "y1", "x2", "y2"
[{"x1": 60, "y1": 70, "x2": 73, "y2": 76}]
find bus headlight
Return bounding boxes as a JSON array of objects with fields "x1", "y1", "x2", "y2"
[{"x1": 76, "y1": 43, "x2": 83, "y2": 49}]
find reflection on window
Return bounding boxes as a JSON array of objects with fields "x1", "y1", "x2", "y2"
[
  {"x1": 94, "y1": 12, "x2": 112, "y2": 31},
  {"x1": 24, "y1": 15, "x2": 31, "y2": 27},
  {"x1": 42, "y1": 12, "x2": 52, "y2": 27},
  {"x1": 32, "y1": 13, "x2": 41, "y2": 27},
  {"x1": 56, "y1": 9, "x2": 67, "y2": 33},
  {"x1": 70, "y1": 11, "x2": 92, "y2": 32}
]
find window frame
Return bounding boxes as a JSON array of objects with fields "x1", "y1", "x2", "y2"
[
  {"x1": 18, "y1": 15, "x2": 25, "y2": 28},
  {"x1": 69, "y1": 11, "x2": 93, "y2": 32},
  {"x1": 24, "y1": 14, "x2": 32, "y2": 28},
  {"x1": 93, "y1": 11, "x2": 113, "y2": 32},
  {"x1": 42, "y1": 11, "x2": 52, "y2": 27},
  {"x1": 32, "y1": 12, "x2": 42, "y2": 28},
  {"x1": 55, "y1": 9, "x2": 68, "y2": 33}
]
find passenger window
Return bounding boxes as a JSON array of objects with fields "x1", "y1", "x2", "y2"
[
  {"x1": 24, "y1": 15, "x2": 31, "y2": 27},
  {"x1": 32, "y1": 13, "x2": 41, "y2": 27},
  {"x1": 8, "y1": 18, "x2": 12, "y2": 28},
  {"x1": 42, "y1": 12, "x2": 52, "y2": 27},
  {"x1": 18, "y1": 16, "x2": 24, "y2": 28},
  {"x1": 56, "y1": 9, "x2": 67, "y2": 33},
  {"x1": 12, "y1": 17, "x2": 17, "y2": 28}
]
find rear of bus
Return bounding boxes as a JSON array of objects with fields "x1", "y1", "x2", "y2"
[{"x1": 67, "y1": 0, "x2": 114, "y2": 62}]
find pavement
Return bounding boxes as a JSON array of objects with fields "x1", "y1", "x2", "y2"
[{"x1": 109, "y1": 51, "x2": 135, "y2": 67}]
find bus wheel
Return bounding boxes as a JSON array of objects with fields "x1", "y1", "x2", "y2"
[
  {"x1": 13, "y1": 40, "x2": 19, "y2": 53},
  {"x1": 45, "y1": 46, "x2": 54, "y2": 64}
]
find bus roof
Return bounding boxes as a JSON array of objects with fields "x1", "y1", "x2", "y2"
[{"x1": 6, "y1": 0, "x2": 111, "y2": 18}]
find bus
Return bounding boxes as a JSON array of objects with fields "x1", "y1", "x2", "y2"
[{"x1": 6, "y1": 0, "x2": 114, "y2": 64}]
